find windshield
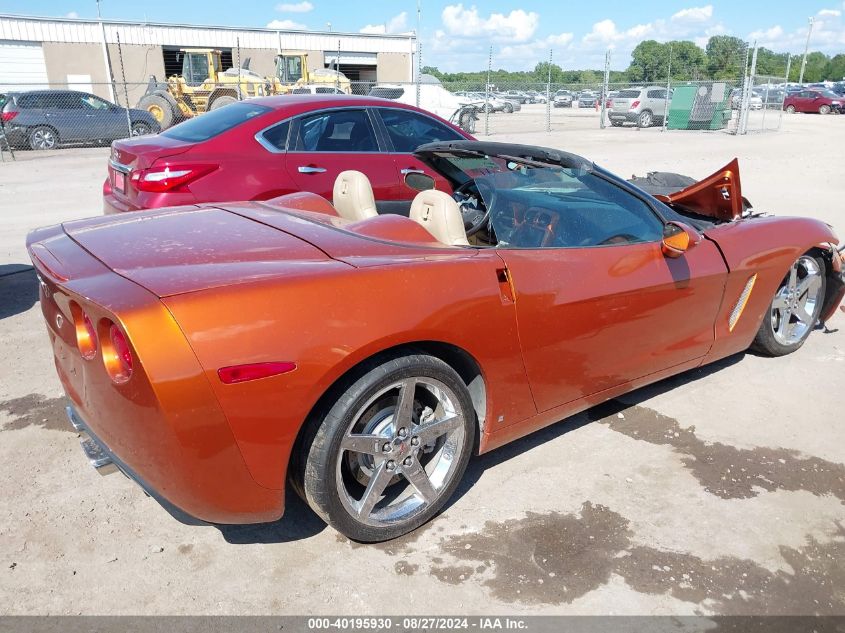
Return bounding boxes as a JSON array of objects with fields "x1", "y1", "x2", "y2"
[
  {"x1": 430, "y1": 151, "x2": 664, "y2": 249},
  {"x1": 818, "y1": 90, "x2": 840, "y2": 99}
]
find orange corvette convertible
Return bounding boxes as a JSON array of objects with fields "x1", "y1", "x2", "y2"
[{"x1": 28, "y1": 141, "x2": 845, "y2": 542}]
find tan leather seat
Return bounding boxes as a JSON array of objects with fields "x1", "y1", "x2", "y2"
[
  {"x1": 333, "y1": 170, "x2": 378, "y2": 221},
  {"x1": 409, "y1": 189, "x2": 469, "y2": 246}
]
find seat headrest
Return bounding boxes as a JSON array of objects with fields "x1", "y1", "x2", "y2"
[
  {"x1": 332, "y1": 170, "x2": 378, "y2": 222},
  {"x1": 409, "y1": 189, "x2": 469, "y2": 247}
]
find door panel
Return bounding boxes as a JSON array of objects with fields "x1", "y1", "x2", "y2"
[
  {"x1": 498, "y1": 240, "x2": 728, "y2": 412},
  {"x1": 284, "y1": 108, "x2": 399, "y2": 208},
  {"x1": 374, "y1": 107, "x2": 465, "y2": 215}
]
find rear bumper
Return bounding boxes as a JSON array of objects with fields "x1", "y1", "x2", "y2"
[
  {"x1": 66, "y1": 406, "x2": 208, "y2": 525},
  {"x1": 608, "y1": 111, "x2": 639, "y2": 122}
]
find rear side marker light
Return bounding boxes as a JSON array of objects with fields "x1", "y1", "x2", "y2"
[
  {"x1": 218, "y1": 362, "x2": 297, "y2": 384},
  {"x1": 1, "y1": 111, "x2": 19, "y2": 123},
  {"x1": 630, "y1": 100, "x2": 641, "y2": 109}
]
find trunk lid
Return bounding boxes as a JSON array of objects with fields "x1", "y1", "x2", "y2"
[
  {"x1": 108, "y1": 135, "x2": 195, "y2": 206},
  {"x1": 62, "y1": 206, "x2": 341, "y2": 297},
  {"x1": 612, "y1": 90, "x2": 641, "y2": 112}
]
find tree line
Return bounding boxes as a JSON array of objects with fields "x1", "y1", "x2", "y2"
[{"x1": 423, "y1": 35, "x2": 845, "y2": 86}]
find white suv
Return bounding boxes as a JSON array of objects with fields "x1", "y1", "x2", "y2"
[{"x1": 608, "y1": 86, "x2": 670, "y2": 128}]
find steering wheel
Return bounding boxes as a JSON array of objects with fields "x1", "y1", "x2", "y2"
[{"x1": 454, "y1": 180, "x2": 496, "y2": 237}]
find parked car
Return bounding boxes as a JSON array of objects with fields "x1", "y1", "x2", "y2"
[
  {"x1": 491, "y1": 93, "x2": 521, "y2": 112},
  {"x1": 454, "y1": 91, "x2": 509, "y2": 113},
  {"x1": 607, "y1": 86, "x2": 669, "y2": 127},
  {"x1": 577, "y1": 92, "x2": 598, "y2": 108},
  {"x1": 729, "y1": 89, "x2": 763, "y2": 110},
  {"x1": 368, "y1": 83, "x2": 478, "y2": 132},
  {"x1": 553, "y1": 90, "x2": 573, "y2": 107},
  {"x1": 501, "y1": 90, "x2": 529, "y2": 104},
  {"x1": 103, "y1": 95, "x2": 473, "y2": 216},
  {"x1": 0, "y1": 90, "x2": 159, "y2": 150},
  {"x1": 754, "y1": 88, "x2": 786, "y2": 109},
  {"x1": 526, "y1": 90, "x2": 547, "y2": 104},
  {"x1": 783, "y1": 89, "x2": 843, "y2": 114},
  {"x1": 29, "y1": 141, "x2": 844, "y2": 542}
]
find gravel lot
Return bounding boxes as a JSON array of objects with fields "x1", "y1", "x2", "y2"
[{"x1": 1, "y1": 109, "x2": 843, "y2": 615}]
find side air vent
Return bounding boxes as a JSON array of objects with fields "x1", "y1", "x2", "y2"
[{"x1": 728, "y1": 274, "x2": 758, "y2": 332}]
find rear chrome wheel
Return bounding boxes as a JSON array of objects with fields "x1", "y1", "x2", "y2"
[
  {"x1": 752, "y1": 255, "x2": 826, "y2": 356},
  {"x1": 786, "y1": 104, "x2": 796, "y2": 113},
  {"x1": 299, "y1": 354, "x2": 475, "y2": 542},
  {"x1": 28, "y1": 126, "x2": 57, "y2": 150},
  {"x1": 637, "y1": 110, "x2": 653, "y2": 128}
]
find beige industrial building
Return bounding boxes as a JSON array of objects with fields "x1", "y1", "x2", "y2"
[{"x1": 0, "y1": 14, "x2": 416, "y2": 106}]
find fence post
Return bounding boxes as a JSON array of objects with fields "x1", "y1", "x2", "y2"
[
  {"x1": 416, "y1": 41, "x2": 422, "y2": 108},
  {"x1": 662, "y1": 43, "x2": 672, "y2": 132},
  {"x1": 777, "y1": 55, "x2": 791, "y2": 131},
  {"x1": 336, "y1": 40, "x2": 341, "y2": 92},
  {"x1": 600, "y1": 49, "x2": 610, "y2": 129},
  {"x1": 236, "y1": 37, "x2": 242, "y2": 99},
  {"x1": 115, "y1": 31, "x2": 132, "y2": 137},
  {"x1": 740, "y1": 43, "x2": 758, "y2": 135},
  {"x1": 546, "y1": 49, "x2": 552, "y2": 133},
  {"x1": 485, "y1": 45, "x2": 492, "y2": 136}
]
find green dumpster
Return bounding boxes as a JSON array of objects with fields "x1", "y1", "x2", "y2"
[{"x1": 668, "y1": 82, "x2": 732, "y2": 130}]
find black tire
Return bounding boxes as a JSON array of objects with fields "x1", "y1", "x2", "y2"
[
  {"x1": 130, "y1": 121, "x2": 153, "y2": 137},
  {"x1": 458, "y1": 109, "x2": 476, "y2": 134},
  {"x1": 785, "y1": 104, "x2": 796, "y2": 114},
  {"x1": 209, "y1": 95, "x2": 238, "y2": 110},
  {"x1": 28, "y1": 126, "x2": 58, "y2": 150},
  {"x1": 819, "y1": 104, "x2": 831, "y2": 115},
  {"x1": 503, "y1": 101, "x2": 514, "y2": 114},
  {"x1": 298, "y1": 353, "x2": 476, "y2": 542},
  {"x1": 138, "y1": 94, "x2": 175, "y2": 130},
  {"x1": 637, "y1": 110, "x2": 653, "y2": 128},
  {"x1": 750, "y1": 255, "x2": 826, "y2": 357}
]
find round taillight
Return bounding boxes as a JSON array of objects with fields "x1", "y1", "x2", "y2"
[
  {"x1": 102, "y1": 322, "x2": 133, "y2": 383},
  {"x1": 74, "y1": 306, "x2": 98, "y2": 360}
]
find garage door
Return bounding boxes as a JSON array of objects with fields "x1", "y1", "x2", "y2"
[{"x1": 0, "y1": 40, "x2": 49, "y2": 90}]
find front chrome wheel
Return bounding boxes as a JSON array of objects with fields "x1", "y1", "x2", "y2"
[
  {"x1": 336, "y1": 377, "x2": 466, "y2": 528},
  {"x1": 770, "y1": 255, "x2": 824, "y2": 346}
]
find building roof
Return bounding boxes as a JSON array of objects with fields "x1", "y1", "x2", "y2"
[{"x1": 0, "y1": 13, "x2": 415, "y2": 53}]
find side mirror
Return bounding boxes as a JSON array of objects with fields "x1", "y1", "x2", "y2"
[
  {"x1": 661, "y1": 221, "x2": 702, "y2": 258},
  {"x1": 404, "y1": 171, "x2": 435, "y2": 192}
]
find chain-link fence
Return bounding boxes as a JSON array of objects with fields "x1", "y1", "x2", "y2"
[{"x1": 0, "y1": 33, "x2": 801, "y2": 161}]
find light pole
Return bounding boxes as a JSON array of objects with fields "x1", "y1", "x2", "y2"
[
  {"x1": 798, "y1": 16, "x2": 815, "y2": 85},
  {"x1": 95, "y1": 0, "x2": 117, "y2": 102}
]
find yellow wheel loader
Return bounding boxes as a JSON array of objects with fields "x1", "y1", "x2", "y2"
[
  {"x1": 137, "y1": 49, "x2": 278, "y2": 129},
  {"x1": 275, "y1": 51, "x2": 352, "y2": 94}
]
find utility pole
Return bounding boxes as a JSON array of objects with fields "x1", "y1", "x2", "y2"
[
  {"x1": 798, "y1": 17, "x2": 815, "y2": 85},
  {"x1": 600, "y1": 49, "x2": 610, "y2": 129},
  {"x1": 96, "y1": 0, "x2": 117, "y2": 102}
]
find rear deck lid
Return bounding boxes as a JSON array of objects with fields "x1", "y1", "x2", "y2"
[{"x1": 63, "y1": 207, "x2": 339, "y2": 297}]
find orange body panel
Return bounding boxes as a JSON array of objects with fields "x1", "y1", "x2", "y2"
[{"x1": 27, "y1": 190, "x2": 841, "y2": 525}]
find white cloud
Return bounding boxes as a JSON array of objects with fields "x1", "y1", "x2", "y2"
[
  {"x1": 441, "y1": 4, "x2": 539, "y2": 42},
  {"x1": 360, "y1": 12, "x2": 409, "y2": 34},
  {"x1": 671, "y1": 5, "x2": 714, "y2": 23},
  {"x1": 275, "y1": 1, "x2": 313, "y2": 13},
  {"x1": 818, "y1": 8, "x2": 841, "y2": 17},
  {"x1": 266, "y1": 19, "x2": 307, "y2": 30},
  {"x1": 499, "y1": 32, "x2": 574, "y2": 66},
  {"x1": 746, "y1": 11, "x2": 845, "y2": 53},
  {"x1": 65, "y1": 11, "x2": 79, "y2": 18}
]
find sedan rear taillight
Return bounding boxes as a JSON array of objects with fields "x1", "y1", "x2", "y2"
[
  {"x1": 130, "y1": 164, "x2": 217, "y2": 193},
  {"x1": 1, "y1": 110, "x2": 19, "y2": 123},
  {"x1": 630, "y1": 100, "x2": 640, "y2": 110}
]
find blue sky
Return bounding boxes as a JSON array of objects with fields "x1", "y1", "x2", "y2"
[{"x1": 2, "y1": 1, "x2": 844, "y2": 70}]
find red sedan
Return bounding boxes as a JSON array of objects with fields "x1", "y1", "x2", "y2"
[
  {"x1": 103, "y1": 95, "x2": 473, "y2": 216},
  {"x1": 783, "y1": 89, "x2": 843, "y2": 114}
]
